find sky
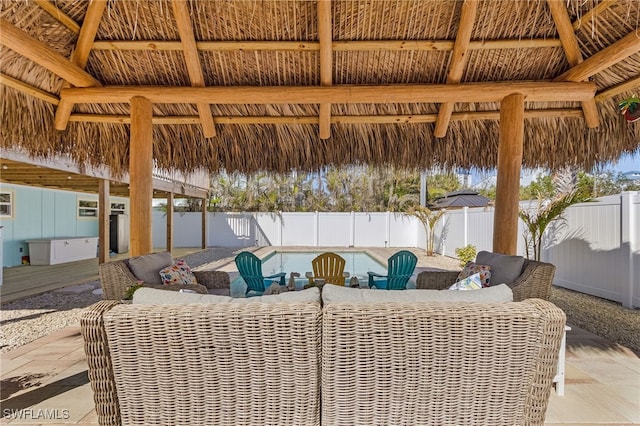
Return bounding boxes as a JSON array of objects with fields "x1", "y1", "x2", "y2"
[
  {"x1": 469, "y1": 151, "x2": 640, "y2": 188},
  {"x1": 609, "y1": 152, "x2": 640, "y2": 173}
]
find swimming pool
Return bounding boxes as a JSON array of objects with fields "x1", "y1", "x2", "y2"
[
  {"x1": 260, "y1": 251, "x2": 386, "y2": 277},
  {"x1": 230, "y1": 250, "x2": 387, "y2": 296}
]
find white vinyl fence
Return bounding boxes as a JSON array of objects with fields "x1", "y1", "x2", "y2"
[{"x1": 152, "y1": 191, "x2": 639, "y2": 307}]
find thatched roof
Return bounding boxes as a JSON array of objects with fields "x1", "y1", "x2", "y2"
[{"x1": 1, "y1": 0, "x2": 639, "y2": 178}]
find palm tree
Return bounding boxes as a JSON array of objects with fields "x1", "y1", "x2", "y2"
[
  {"x1": 519, "y1": 190, "x2": 590, "y2": 261},
  {"x1": 406, "y1": 206, "x2": 446, "y2": 256}
]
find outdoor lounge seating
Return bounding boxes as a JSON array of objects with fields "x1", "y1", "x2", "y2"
[
  {"x1": 368, "y1": 249, "x2": 418, "y2": 290},
  {"x1": 305, "y1": 252, "x2": 349, "y2": 286},
  {"x1": 81, "y1": 285, "x2": 565, "y2": 426},
  {"x1": 99, "y1": 252, "x2": 230, "y2": 300},
  {"x1": 416, "y1": 251, "x2": 556, "y2": 302},
  {"x1": 235, "y1": 251, "x2": 286, "y2": 296}
]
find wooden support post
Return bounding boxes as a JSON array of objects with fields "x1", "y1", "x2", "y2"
[
  {"x1": 129, "y1": 96, "x2": 153, "y2": 256},
  {"x1": 318, "y1": 0, "x2": 332, "y2": 139},
  {"x1": 202, "y1": 197, "x2": 207, "y2": 249},
  {"x1": 493, "y1": 93, "x2": 525, "y2": 255},
  {"x1": 98, "y1": 179, "x2": 110, "y2": 264},
  {"x1": 166, "y1": 192, "x2": 173, "y2": 253}
]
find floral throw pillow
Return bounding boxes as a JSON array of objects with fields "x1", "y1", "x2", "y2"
[
  {"x1": 457, "y1": 261, "x2": 492, "y2": 287},
  {"x1": 159, "y1": 259, "x2": 198, "y2": 286}
]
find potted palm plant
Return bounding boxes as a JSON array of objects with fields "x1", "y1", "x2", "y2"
[{"x1": 618, "y1": 95, "x2": 640, "y2": 123}]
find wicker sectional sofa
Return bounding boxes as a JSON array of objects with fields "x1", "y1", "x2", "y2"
[
  {"x1": 416, "y1": 253, "x2": 556, "y2": 302},
  {"x1": 81, "y1": 285, "x2": 565, "y2": 426}
]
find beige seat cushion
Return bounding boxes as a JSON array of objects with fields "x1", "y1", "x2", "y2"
[
  {"x1": 322, "y1": 284, "x2": 513, "y2": 304},
  {"x1": 133, "y1": 286, "x2": 320, "y2": 304}
]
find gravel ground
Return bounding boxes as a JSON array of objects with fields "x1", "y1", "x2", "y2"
[
  {"x1": 550, "y1": 286, "x2": 640, "y2": 356},
  {"x1": 0, "y1": 248, "x2": 235, "y2": 353},
  {"x1": 2, "y1": 249, "x2": 639, "y2": 356}
]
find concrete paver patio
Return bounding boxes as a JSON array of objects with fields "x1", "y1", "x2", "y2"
[{"x1": 1, "y1": 322, "x2": 638, "y2": 425}]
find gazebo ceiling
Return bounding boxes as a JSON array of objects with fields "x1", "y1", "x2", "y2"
[{"x1": 1, "y1": 0, "x2": 639, "y2": 177}]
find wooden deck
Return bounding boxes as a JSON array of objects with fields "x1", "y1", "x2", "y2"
[{"x1": 0, "y1": 248, "x2": 203, "y2": 303}]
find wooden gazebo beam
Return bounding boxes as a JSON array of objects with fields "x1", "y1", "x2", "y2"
[
  {"x1": 434, "y1": 0, "x2": 478, "y2": 138},
  {"x1": 547, "y1": 0, "x2": 599, "y2": 128},
  {"x1": 54, "y1": 0, "x2": 106, "y2": 131},
  {"x1": 61, "y1": 81, "x2": 596, "y2": 104},
  {"x1": 90, "y1": 38, "x2": 563, "y2": 52},
  {"x1": 34, "y1": 0, "x2": 80, "y2": 33},
  {"x1": 0, "y1": 19, "x2": 101, "y2": 88},
  {"x1": 595, "y1": 74, "x2": 640, "y2": 102},
  {"x1": 172, "y1": 0, "x2": 216, "y2": 138},
  {"x1": 64, "y1": 108, "x2": 584, "y2": 125},
  {"x1": 572, "y1": 0, "x2": 615, "y2": 30},
  {"x1": 318, "y1": 0, "x2": 333, "y2": 140},
  {"x1": 555, "y1": 30, "x2": 640, "y2": 82}
]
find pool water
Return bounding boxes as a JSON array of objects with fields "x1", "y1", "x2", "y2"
[
  {"x1": 261, "y1": 251, "x2": 386, "y2": 277},
  {"x1": 230, "y1": 251, "x2": 387, "y2": 296}
]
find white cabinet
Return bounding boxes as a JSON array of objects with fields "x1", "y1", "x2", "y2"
[{"x1": 26, "y1": 237, "x2": 98, "y2": 265}]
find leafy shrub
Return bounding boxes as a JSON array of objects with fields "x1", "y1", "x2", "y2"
[{"x1": 455, "y1": 244, "x2": 477, "y2": 267}]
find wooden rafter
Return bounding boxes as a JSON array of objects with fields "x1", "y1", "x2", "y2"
[
  {"x1": 595, "y1": 74, "x2": 640, "y2": 102},
  {"x1": 54, "y1": 0, "x2": 107, "y2": 131},
  {"x1": 318, "y1": 0, "x2": 332, "y2": 139},
  {"x1": 572, "y1": 0, "x2": 615, "y2": 30},
  {"x1": 547, "y1": 0, "x2": 599, "y2": 128},
  {"x1": 60, "y1": 81, "x2": 596, "y2": 104},
  {"x1": 34, "y1": 0, "x2": 80, "y2": 34},
  {"x1": 555, "y1": 30, "x2": 640, "y2": 82},
  {"x1": 90, "y1": 38, "x2": 562, "y2": 52},
  {"x1": 434, "y1": 0, "x2": 478, "y2": 138},
  {"x1": 66, "y1": 108, "x2": 584, "y2": 125},
  {"x1": 0, "y1": 72, "x2": 59, "y2": 105},
  {"x1": 0, "y1": 19, "x2": 101, "y2": 88},
  {"x1": 171, "y1": 0, "x2": 216, "y2": 138}
]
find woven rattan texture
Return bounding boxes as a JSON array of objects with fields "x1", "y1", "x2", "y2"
[
  {"x1": 416, "y1": 258, "x2": 556, "y2": 301},
  {"x1": 91, "y1": 302, "x2": 321, "y2": 426},
  {"x1": 80, "y1": 300, "x2": 123, "y2": 426},
  {"x1": 321, "y1": 299, "x2": 565, "y2": 426},
  {"x1": 99, "y1": 260, "x2": 223, "y2": 299}
]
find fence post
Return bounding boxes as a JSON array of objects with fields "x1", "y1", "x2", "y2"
[
  {"x1": 350, "y1": 211, "x2": 355, "y2": 247},
  {"x1": 279, "y1": 212, "x2": 283, "y2": 247},
  {"x1": 621, "y1": 192, "x2": 637, "y2": 308},
  {"x1": 315, "y1": 211, "x2": 319, "y2": 247},
  {"x1": 463, "y1": 206, "x2": 468, "y2": 247},
  {"x1": 386, "y1": 211, "x2": 390, "y2": 247}
]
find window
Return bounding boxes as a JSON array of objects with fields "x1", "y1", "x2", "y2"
[
  {"x1": 78, "y1": 199, "x2": 98, "y2": 217},
  {"x1": 0, "y1": 192, "x2": 13, "y2": 218},
  {"x1": 110, "y1": 202, "x2": 126, "y2": 215}
]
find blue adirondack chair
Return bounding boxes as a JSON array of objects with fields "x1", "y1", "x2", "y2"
[
  {"x1": 368, "y1": 250, "x2": 418, "y2": 290},
  {"x1": 235, "y1": 251, "x2": 286, "y2": 296}
]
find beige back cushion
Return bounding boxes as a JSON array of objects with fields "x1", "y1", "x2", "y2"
[
  {"x1": 322, "y1": 284, "x2": 513, "y2": 304},
  {"x1": 133, "y1": 286, "x2": 320, "y2": 304},
  {"x1": 127, "y1": 252, "x2": 174, "y2": 285}
]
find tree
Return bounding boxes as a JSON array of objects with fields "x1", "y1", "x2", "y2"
[
  {"x1": 406, "y1": 206, "x2": 446, "y2": 256},
  {"x1": 518, "y1": 189, "x2": 590, "y2": 261}
]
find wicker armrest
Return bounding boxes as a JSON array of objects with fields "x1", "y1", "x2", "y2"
[
  {"x1": 192, "y1": 270, "x2": 231, "y2": 290},
  {"x1": 100, "y1": 261, "x2": 140, "y2": 300},
  {"x1": 80, "y1": 300, "x2": 123, "y2": 426},
  {"x1": 415, "y1": 270, "x2": 460, "y2": 290},
  {"x1": 509, "y1": 259, "x2": 556, "y2": 302}
]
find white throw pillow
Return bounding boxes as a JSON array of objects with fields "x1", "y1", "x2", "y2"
[{"x1": 321, "y1": 284, "x2": 513, "y2": 304}]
